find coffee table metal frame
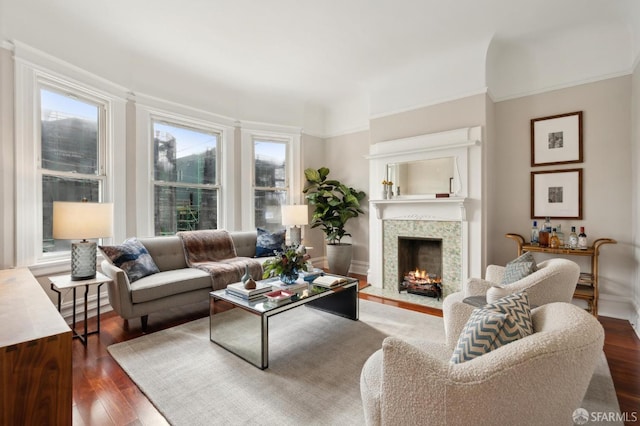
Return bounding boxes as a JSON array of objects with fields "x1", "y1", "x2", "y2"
[{"x1": 209, "y1": 275, "x2": 358, "y2": 369}]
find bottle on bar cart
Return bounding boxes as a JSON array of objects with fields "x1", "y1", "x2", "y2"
[
  {"x1": 568, "y1": 226, "x2": 578, "y2": 249},
  {"x1": 531, "y1": 220, "x2": 539, "y2": 244},
  {"x1": 550, "y1": 228, "x2": 560, "y2": 248},
  {"x1": 578, "y1": 227, "x2": 588, "y2": 249}
]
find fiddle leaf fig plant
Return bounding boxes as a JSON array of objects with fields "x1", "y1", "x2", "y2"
[{"x1": 303, "y1": 167, "x2": 366, "y2": 245}]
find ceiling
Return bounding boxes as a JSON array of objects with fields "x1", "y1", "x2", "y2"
[{"x1": 1, "y1": 0, "x2": 639, "y2": 132}]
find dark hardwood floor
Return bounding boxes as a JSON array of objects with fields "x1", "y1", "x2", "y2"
[{"x1": 71, "y1": 278, "x2": 640, "y2": 425}]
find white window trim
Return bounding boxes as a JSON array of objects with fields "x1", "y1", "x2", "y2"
[
  {"x1": 134, "y1": 94, "x2": 235, "y2": 236},
  {"x1": 240, "y1": 124, "x2": 302, "y2": 230},
  {"x1": 13, "y1": 45, "x2": 127, "y2": 273}
]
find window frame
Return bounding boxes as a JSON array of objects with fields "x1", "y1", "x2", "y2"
[
  {"x1": 150, "y1": 116, "x2": 222, "y2": 235},
  {"x1": 134, "y1": 97, "x2": 235, "y2": 237},
  {"x1": 38, "y1": 84, "x2": 108, "y2": 253},
  {"x1": 14, "y1": 48, "x2": 127, "y2": 273},
  {"x1": 240, "y1": 126, "x2": 302, "y2": 231}
]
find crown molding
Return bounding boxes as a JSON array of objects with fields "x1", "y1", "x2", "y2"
[{"x1": 490, "y1": 69, "x2": 633, "y2": 103}]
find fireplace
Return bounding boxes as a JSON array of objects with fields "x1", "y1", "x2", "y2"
[
  {"x1": 397, "y1": 237, "x2": 443, "y2": 298},
  {"x1": 367, "y1": 126, "x2": 484, "y2": 301},
  {"x1": 383, "y1": 219, "x2": 460, "y2": 299}
]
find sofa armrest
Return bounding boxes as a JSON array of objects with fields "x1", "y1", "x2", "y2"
[{"x1": 100, "y1": 260, "x2": 134, "y2": 319}]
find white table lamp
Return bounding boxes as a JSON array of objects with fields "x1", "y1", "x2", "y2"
[
  {"x1": 281, "y1": 204, "x2": 308, "y2": 246},
  {"x1": 53, "y1": 201, "x2": 114, "y2": 281}
]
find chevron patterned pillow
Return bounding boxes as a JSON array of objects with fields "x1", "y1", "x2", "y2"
[
  {"x1": 450, "y1": 291, "x2": 532, "y2": 364},
  {"x1": 501, "y1": 251, "x2": 538, "y2": 284},
  {"x1": 485, "y1": 290, "x2": 533, "y2": 336}
]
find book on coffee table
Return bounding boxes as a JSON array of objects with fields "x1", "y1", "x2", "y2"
[
  {"x1": 226, "y1": 281, "x2": 273, "y2": 300},
  {"x1": 312, "y1": 275, "x2": 348, "y2": 288}
]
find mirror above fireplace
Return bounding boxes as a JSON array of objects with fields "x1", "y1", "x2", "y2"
[{"x1": 386, "y1": 157, "x2": 458, "y2": 196}]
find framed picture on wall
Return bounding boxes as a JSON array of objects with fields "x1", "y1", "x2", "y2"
[
  {"x1": 531, "y1": 111, "x2": 583, "y2": 166},
  {"x1": 531, "y1": 169, "x2": 583, "y2": 219}
]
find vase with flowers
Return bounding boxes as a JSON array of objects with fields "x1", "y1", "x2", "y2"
[{"x1": 262, "y1": 244, "x2": 310, "y2": 285}]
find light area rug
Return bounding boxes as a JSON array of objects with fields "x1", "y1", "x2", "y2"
[{"x1": 108, "y1": 300, "x2": 621, "y2": 426}]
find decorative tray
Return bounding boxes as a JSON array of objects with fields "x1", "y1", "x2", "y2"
[{"x1": 265, "y1": 289, "x2": 294, "y2": 305}]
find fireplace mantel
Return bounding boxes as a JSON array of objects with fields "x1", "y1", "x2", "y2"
[
  {"x1": 370, "y1": 197, "x2": 467, "y2": 220},
  {"x1": 366, "y1": 126, "x2": 483, "y2": 292}
]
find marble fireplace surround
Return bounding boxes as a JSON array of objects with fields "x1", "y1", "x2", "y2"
[
  {"x1": 366, "y1": 126, "x2": 483, "y2": 295},
  {"x1": 384, "y1": 220, "x2": 461, "y2": 298}
]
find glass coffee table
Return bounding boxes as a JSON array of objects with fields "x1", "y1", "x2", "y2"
[{"x1": 209, "y1": 275, "x2": 359, "y2": 369}]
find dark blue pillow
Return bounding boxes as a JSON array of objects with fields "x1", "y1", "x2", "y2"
[
  {"x1": 256, "y1": 227, "x2": 285, "y2": 257},
  {"x1": 99, "y1": 238, "x2": 160, "y2": 282}
]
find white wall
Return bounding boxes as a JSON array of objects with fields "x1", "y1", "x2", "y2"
[
  {"x1": 0, "y1": 45, "x2": 14, "y2": 269},
  {"x1": 492, "y1": 76, "x2": 634, "y2": 319},
  {"x1": 323, "y1": 130, "x2": 370, "y2": 275},
  {"x1": 631, "y1": 59, "x2": 640, "y2": 331}
]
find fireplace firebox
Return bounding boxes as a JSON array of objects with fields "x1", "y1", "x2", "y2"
[{"x1": 397, "y1": 237, "x2": 443, "y2": 299}]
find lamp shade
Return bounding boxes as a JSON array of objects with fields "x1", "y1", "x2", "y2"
[
  {"x1": 281, "y1": 205, "x2": 308, "y2": 226},
  {"x1": 53, "y1": 201, "x2": 114, "y2": 240}
]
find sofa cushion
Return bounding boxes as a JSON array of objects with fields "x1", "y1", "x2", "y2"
[
  {"x1": 130, "y1": 268, "x2": 212, "y2": 304},
  {"x1": 99, "y1": 238, "x2": 160, "y2": 283},
  {"x1": 230, "y1": 231, "x2": 259, "y2": 258},
  {"x1": 501, "y1": 251, "x2": 538, "y2": 285},
  {"x1": 450, "y1": 291, "x2": 531, "y2": 364},
  {"x1": 256, "y1": 227, "x2": 286, "y2": 257},
  {"x1": 138, "y1": 236, "x2": 188, "y2": 271}
]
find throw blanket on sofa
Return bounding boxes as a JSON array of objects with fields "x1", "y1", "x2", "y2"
[{"x1": 177, "y1": 230, "x2": 262, "y2": 290}]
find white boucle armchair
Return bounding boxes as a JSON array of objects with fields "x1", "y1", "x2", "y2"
[
  {"x1": 360, "y1": 302, "x2": 604, "y2": 426},
  {"x1": 442, "y1": 258, "x2": 580, "y2": 349}
]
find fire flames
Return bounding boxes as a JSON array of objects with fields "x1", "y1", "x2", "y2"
[{"x1": 405, "y1": 268, "x2": 442, "y2": 285}]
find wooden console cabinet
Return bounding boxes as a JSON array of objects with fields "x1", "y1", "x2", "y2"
[
  {"x1": 505, "y1": 234, "x2": 616, "y2": 317},
  {"x1": 0, "y1": 268, "x2": 72, "y2": 425}
]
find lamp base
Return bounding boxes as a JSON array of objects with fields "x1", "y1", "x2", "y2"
[
  {"x1": 71, "y1": 240, "x2": 97, "y2": 281},
  {"x1": 289, "y1": 226, "x2": 302, "y2": 246}
]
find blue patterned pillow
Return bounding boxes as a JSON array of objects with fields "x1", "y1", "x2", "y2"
[
  {"x1": 501, "y1": 251, "x2": 538, "y2": 285},
  {"x1": 450, "y1": 291, "x2": 532, "y2": 364},
  {"x1": 256, "y1": 227, "x2": 285, "y2": 257},
  {"x1": 99, "y1": 238, "x2": 160, "y2": 283}
]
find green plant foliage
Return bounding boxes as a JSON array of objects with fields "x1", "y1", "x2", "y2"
[
  {"x1": 303, "y1": 167, "x2": 366, "y2": 245},
  {"x1": 262, "y1": 244, "x2": 310, "y2": 279}
]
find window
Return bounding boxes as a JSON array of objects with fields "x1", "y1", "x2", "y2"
[
  {"x1": 152, "y1": 120, "x2": 220, "y2": 235},
  {"x1": 253, "y1": 139, "x2": 288, "y2": 231},
  {"x1": 40, "y1": 88, "x2": 106, "y2": 254}
]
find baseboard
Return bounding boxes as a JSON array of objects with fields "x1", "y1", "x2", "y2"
[
  {"x1": 58, "y1": 288, "x2": 112, "y2": 324},
  {"x1": 631, "y1": 301, "x2": 640, "y2": 340},
  {"x1": 349, "y1": 259, "x2": 369, "y2": 276},
  {"x1": 595, "y1": 293, "x2": 636, "y2": 321}
]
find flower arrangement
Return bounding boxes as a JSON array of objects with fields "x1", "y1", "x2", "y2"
[{"x1": 262, "y1": 244, "x2": 310, "y2": 280}]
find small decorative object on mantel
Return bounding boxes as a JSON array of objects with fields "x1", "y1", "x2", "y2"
[{"x1": 381, "y1": 180, "x2": 393, "y2": 199}]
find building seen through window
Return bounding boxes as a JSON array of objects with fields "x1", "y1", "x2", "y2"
[
  {"x1": 40, "y1": 88, "x2": 103, "y2": 253},
  {"x1": 254, "y1": 140, "x2": 287, "y2": 231},
  {"x1": 152, "y1": 121, "x2": 219, "y2": 235}
]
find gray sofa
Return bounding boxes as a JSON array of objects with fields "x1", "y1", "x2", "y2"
[{"x1": 100, "y1": 230, "x2": 271, "y2": 329}]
